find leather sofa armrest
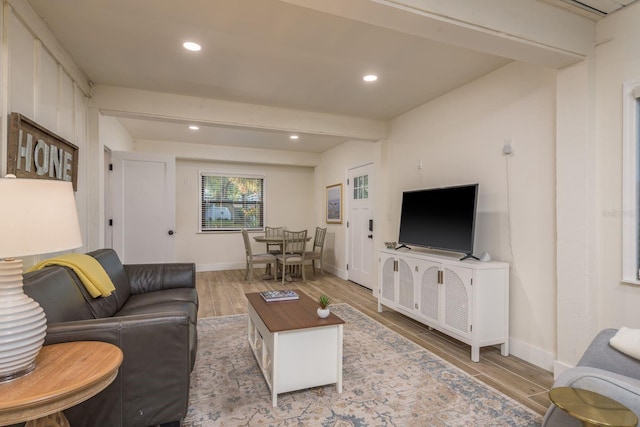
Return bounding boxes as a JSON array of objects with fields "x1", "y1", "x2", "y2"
[
  {"x1": 124, "y1": 263, "x2": 196, "y2": 295},
  {"x1": 43, "y1": 314, "x2": 191, "y2": 427}
]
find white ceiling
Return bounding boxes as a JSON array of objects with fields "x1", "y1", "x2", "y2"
[{"x1": 26, "y1": 0, "x2": 633, "y2": 153}]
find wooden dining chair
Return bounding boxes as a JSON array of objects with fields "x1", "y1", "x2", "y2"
[
  {"x1": 305, "y1": 226, "x2": 327, "y2": 276},
  {"x1": 241, "y1": 229, "x2": 276, "y2": 283},
  {"x1": 264, "y1": 226, "x2": 284, "y2": 255},
  {"x1": 275, "y1": 229, "x2": 307, "y2": 285}
]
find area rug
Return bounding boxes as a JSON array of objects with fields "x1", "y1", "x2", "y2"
[{"x1": 183, "y1": 304, "x2": 542, "y2": 426}]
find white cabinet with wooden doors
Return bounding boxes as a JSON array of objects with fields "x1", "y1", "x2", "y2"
[{"x1": 378, "y1": 249, "x2": 509, "y2": 362}]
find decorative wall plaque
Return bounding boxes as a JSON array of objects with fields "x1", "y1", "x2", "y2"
[{"x1": 7, "y1": 112, "x2": 78, "y2": 190}]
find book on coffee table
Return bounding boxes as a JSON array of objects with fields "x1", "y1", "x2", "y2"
[{"x1": 260, "y1": 289, "x2": 299, "y2": 302}]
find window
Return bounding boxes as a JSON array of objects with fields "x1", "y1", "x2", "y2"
[
  {"x1": 200, "y1": 173, "x2": 265, "y2": 232},
  {"x1": 353, "y1": 174, "x2": 369, "y2": 200},
  {"x1": 622, "y1": 79, "x2": 640, "y2": 283}
]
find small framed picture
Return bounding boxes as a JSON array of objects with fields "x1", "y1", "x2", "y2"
[{"x1": 326, "y1": 183, "x2": 342, "y2": 224}]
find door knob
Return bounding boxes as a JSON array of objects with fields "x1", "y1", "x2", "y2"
[
  {"x1": 368, "y1": 234, "x2": 373, "y2": 239},
  {"x1": 168, "y1": 230, "x2": 175, "y2": 235}
]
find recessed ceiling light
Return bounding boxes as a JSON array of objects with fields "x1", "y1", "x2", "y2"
[
  {"x1": 363, "y1": 74, "x2": 378, "y2": 82},
  {"x1": 183, "y1": 41, "x2": 202, "y2": 52},
  {"x1": 189, "y1": 125, "x2": 199, "y2": 130},
  {"x1": 290, "y1": 135, "x2": 299, "y2": 140}
]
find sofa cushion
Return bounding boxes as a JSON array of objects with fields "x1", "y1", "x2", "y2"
[
  {"x1": 124, "y1": 263, "x2": 196, "y2": 294},
  {"x1": 87, "y1": 248, "x2": 132, "y2": 314},
  {"x1": 123, "y1": 288, "x2": 198, "y2": 311},
  {"x1": 115, "y1": 299, "x2": 197, "y2": 321},
  {"x1": 23, "y1": 267, "x2": 94, "y2": 323}
]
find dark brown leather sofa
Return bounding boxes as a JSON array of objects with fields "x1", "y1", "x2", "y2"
[{"x1": 22, "y1": 248, "x2": 197, "y2": 427}]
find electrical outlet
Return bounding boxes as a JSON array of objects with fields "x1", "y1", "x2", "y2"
[
  {"x1": 417, "y1": 159, "x2": 423, "y2": 169},
  {"x1": 502, "y1": 139, "x2": 513, "y2": 156}
]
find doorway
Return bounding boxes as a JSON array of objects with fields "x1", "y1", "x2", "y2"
[
  {"x1": 347, "y1": 163, "x2": 374, "y2": 289},
  {"x1": 110, "y1": 151, "x2": 176, "y2": 263}
]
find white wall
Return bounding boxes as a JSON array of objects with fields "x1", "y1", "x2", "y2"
[
  {"x1": 386, "y1": 61, "x2": 558, "y2": 369},
  {"x1": 175, "y1": 158, "x2": 315, "y2": 271},
  {"x1": 594, "y1": 4, "x2": 640, "y2": 328},
  {"x1": 553, "y1": 1, "x2": 640, "y2": 373},
  {"x1": 315, "y1": 140, "x2": 381, "y2": 279},
  {"x1": 555, "y1": 59, "x2": 597, "y2": 372},
  {"x1": 0, "y1": 1, "x2": 91, "y2": 259}
]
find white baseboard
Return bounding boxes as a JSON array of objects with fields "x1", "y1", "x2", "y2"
[
  {"x1": 324, "y1": 263, "x2": 347, "y2": 280},
  {"x1": 508, "y1": 336, "x2": 555, "y2": 372},
  {"x1": 196, "y1": 262, "x2": 349, "y2": 278},
  {"x1": 197, "y1": 262, "x2": 348, "y2": 274},
  {"x1": 196, "y1": 262, "x2": 245, "y2": 272},
  {"x1": 552, "y1": 360, "x2": 574, "y2": 379}
]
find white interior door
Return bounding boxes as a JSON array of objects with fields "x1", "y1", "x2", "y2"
[
  {"x1": 347, "y1": 163, "x2": 374, "y2": 289},
  {"x1": 111, "y1": 151, "x2": 176, "y2": 263}
]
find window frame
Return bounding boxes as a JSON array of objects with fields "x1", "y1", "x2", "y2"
[
  {"x1": 622, "y1": 78, "x2": 640, "y2": 284},
  {"x1": 198, "y1": 171, "x2": 266, "y2": 233}
]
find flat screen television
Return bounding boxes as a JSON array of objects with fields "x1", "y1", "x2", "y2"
[{"x1": 398, "y1": 183, "x2": 479, "y2": 260}]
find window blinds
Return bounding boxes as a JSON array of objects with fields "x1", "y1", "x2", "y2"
[{"x1": 200, "y1": 174, "x2": 265, "y2": 231}]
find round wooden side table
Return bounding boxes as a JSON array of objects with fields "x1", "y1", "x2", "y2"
[
  {"x1": 0, "y1": 341, "x2": 123, "y2": 427},
  {"x1": 549, "y1": 386, "x2": 639, "y2": 427}
]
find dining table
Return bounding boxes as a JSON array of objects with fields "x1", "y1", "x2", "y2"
[{"x1": 253, "y1": 234, "x2": 311, "y2": 280}]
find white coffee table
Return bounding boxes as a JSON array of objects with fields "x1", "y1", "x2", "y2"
[{"x1": 246, "y1": 292, "x2": 344, "y2": 407}]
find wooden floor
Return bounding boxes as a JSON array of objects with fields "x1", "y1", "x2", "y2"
[{"x1": 196, "y1": 266, "x2": 554, "y2": 416}]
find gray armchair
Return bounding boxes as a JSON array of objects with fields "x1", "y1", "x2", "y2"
[{"x1": 542, "y1": 328, "x2": 640, "y2": 426}]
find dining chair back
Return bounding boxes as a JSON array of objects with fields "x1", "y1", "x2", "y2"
[
  {"x1": 276, "y1": 229, "x2": 307, "y2": 285},
  {"x1": 264, "y1": 226, "x2": 284, "y2": 254},
  {"x1": 241, "y1": 229, "x2": 276, "y2": 283},
  {"x1": 305, "y1": 226, "x2": 327, "y2": 276}
]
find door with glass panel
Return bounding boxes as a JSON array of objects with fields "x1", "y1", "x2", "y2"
[{"x1": 347, "y1": 163, "x2": 374, "y2": 289}]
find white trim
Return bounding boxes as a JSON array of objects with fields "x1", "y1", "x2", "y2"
[
  {"x1": 504, "y1": 335, "x2": 555, "y2": 372},
  {"x1": 552, "y1": 360, "x2": 574, "y2": 380},
  {"x1": 622, "y1": 78, "x2": 640, "y2": 283}
]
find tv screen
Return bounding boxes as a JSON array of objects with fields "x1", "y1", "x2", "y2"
[{"x1": 398, "y1": 184, "x2": 478, "y2": 257}]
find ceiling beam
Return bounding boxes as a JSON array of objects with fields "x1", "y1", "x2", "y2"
[
  {"x1": 281, "y1": 0, "x2": 595, "y2": 68},
  {"x1": 90, "y1": 85, "x2": 389, "y2": 142}
]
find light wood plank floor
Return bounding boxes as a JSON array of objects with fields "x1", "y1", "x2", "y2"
[{"x1": 196, "y1": 267, "x2": 554, "y2": 416}]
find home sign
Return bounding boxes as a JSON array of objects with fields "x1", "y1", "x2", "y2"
[{"x1": 6, "y1": 112, "x2": 78, "y2": 190}]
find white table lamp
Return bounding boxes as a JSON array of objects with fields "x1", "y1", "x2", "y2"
[{"x1": 0, "y1": 175, "x2": 82, "y2": 382}]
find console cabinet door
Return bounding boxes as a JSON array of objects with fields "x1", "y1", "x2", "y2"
[
  {"x1": 441, "y1": 266, "x2": 472, "y2": 337},
  {"x1": 379, "y1": 255, "x2": 396, "y2": 307},
  {"x1": 417, "y1": 262, "x2": 440, "y2": 323},
  {"x1": 397, "y1": 258, "x2": 414, "y2": 313}
]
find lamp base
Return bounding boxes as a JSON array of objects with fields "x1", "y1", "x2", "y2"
[
  {"x1": 0, "y1": 259, "x2": 47, "y2": 383},
  {"x1": 0, "y1": 361, "x2": 36, "y2": 382}
]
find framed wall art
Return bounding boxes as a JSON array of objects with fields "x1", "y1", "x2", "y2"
[{"x1": 326, "y1": 183, "x2": 342, "y2": 224}]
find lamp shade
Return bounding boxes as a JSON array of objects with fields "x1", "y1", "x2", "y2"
[
  {"x1": 0, "y1": 176, "x2": 82, "y2": 382},
  {"x1": 0, "y1": 177, "x2": 82, "y2": 258}
]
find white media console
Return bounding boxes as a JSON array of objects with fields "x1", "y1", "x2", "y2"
[{"x1": 377, "y1": 248, "x2": 510, "y2": 362}]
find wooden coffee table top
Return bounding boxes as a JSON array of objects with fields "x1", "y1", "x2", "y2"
[{"x1": 246, "y1": 292, "x2": 344, "y2": 333}]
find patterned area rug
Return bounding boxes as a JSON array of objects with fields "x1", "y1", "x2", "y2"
[{"x1": 183, "y1": 304, "x2": 542, "y2": 426}]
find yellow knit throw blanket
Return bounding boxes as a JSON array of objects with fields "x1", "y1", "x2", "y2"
[{"x1": 29, "y1": 253, "x2": 116, "y2": 298}]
